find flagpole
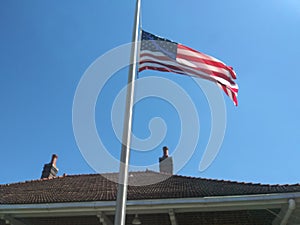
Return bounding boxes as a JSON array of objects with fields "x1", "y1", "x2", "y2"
[{"x1": 114, "y1": 0, "x2": 141, "y2": 225}]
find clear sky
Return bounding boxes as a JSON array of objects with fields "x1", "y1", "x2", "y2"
[{"x1": 1, "y1": 0, "x2": 300, "y2": 185}]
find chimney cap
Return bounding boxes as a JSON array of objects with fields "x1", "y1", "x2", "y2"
[
  {"x1": 51, "y1": 154, "x2": 58, "y2": 167},
  {"x1": 162, "y1": 146, "x2": 169, "y2": 157}
]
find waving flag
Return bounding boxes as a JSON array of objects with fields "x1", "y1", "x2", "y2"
[{"x1": 139, "y1": 30, "x2": 239, "y2": 106}]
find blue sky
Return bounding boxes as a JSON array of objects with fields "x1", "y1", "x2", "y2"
[{"x1": 1, "y1": 0, "x2": 300, "y2": 185}]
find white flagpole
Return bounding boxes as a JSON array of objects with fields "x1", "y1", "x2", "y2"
[{"x1": 114, "y1": 0, "x2": 141, "y2": 225}]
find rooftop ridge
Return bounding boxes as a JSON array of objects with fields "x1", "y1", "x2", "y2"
[
  {"x1": 0, "y1": 170, "x2": 159, "y2": 186},
  {"x1": 1, "y1": 171, "x2": 299, "y2": 187},
  {"x1": 169, "y1": 173, "x2": 300, "y2": 187}
]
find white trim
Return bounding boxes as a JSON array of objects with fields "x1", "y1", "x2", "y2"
[
  {"x1": 97, "y1": 212, "x2": 113, "y2": 225},
  {"x1": 280, "y1": 199, "x2": 296, "y2": 225},
  {"x1": 169, "y1": 209, "x2": 178, "y2": 225}
]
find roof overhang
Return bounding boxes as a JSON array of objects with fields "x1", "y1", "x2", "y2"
[{"x1": 1, "y1": 192, "x2": 300, "y2": 217}]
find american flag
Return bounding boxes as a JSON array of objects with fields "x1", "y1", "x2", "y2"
[{"x1": 139, "y1": 30, "x2": 239, "y2": 106}]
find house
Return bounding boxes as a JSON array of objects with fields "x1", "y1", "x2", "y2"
[{"x1": 0, "y1": 149, "x2": 300, "y2": 225}]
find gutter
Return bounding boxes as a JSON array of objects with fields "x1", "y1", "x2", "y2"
[{"x1": 0, "y1": 192, "x2": 299, "y2": 217}]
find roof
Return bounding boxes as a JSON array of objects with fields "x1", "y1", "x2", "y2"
[{"x1": 1, "y1": 170, "x2": 300, "y2": 204}]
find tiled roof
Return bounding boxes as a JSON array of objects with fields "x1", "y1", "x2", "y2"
[{"x1": 1, "y1": 171, "x2": 300, "y2": 204}]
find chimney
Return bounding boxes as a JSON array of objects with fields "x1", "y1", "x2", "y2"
[
  {"x1": 159, "y1": 146, "x2": 173, "y2": 174},
  {"x1": 41, "y1": 154, "x2": 59, "y2": 179}
]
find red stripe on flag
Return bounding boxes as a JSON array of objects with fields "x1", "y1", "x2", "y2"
[
  {"x1": 177, "y1": 44, "x2": 237, "y2": 80},
  {"x1": 139, "y1": 30, "x2": 239, "y2": 106}
]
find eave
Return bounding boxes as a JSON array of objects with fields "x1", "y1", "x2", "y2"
[{"x1": 1, "y1": 192, "x2": 299, "y2": 218}]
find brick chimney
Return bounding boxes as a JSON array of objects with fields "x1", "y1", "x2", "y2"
[
  {"x1": 159, "y1": 146, "x2": 173, "y2": 174},
  {"x1": 41, "y1": 154, "x2": 59, "y2": 179}
]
